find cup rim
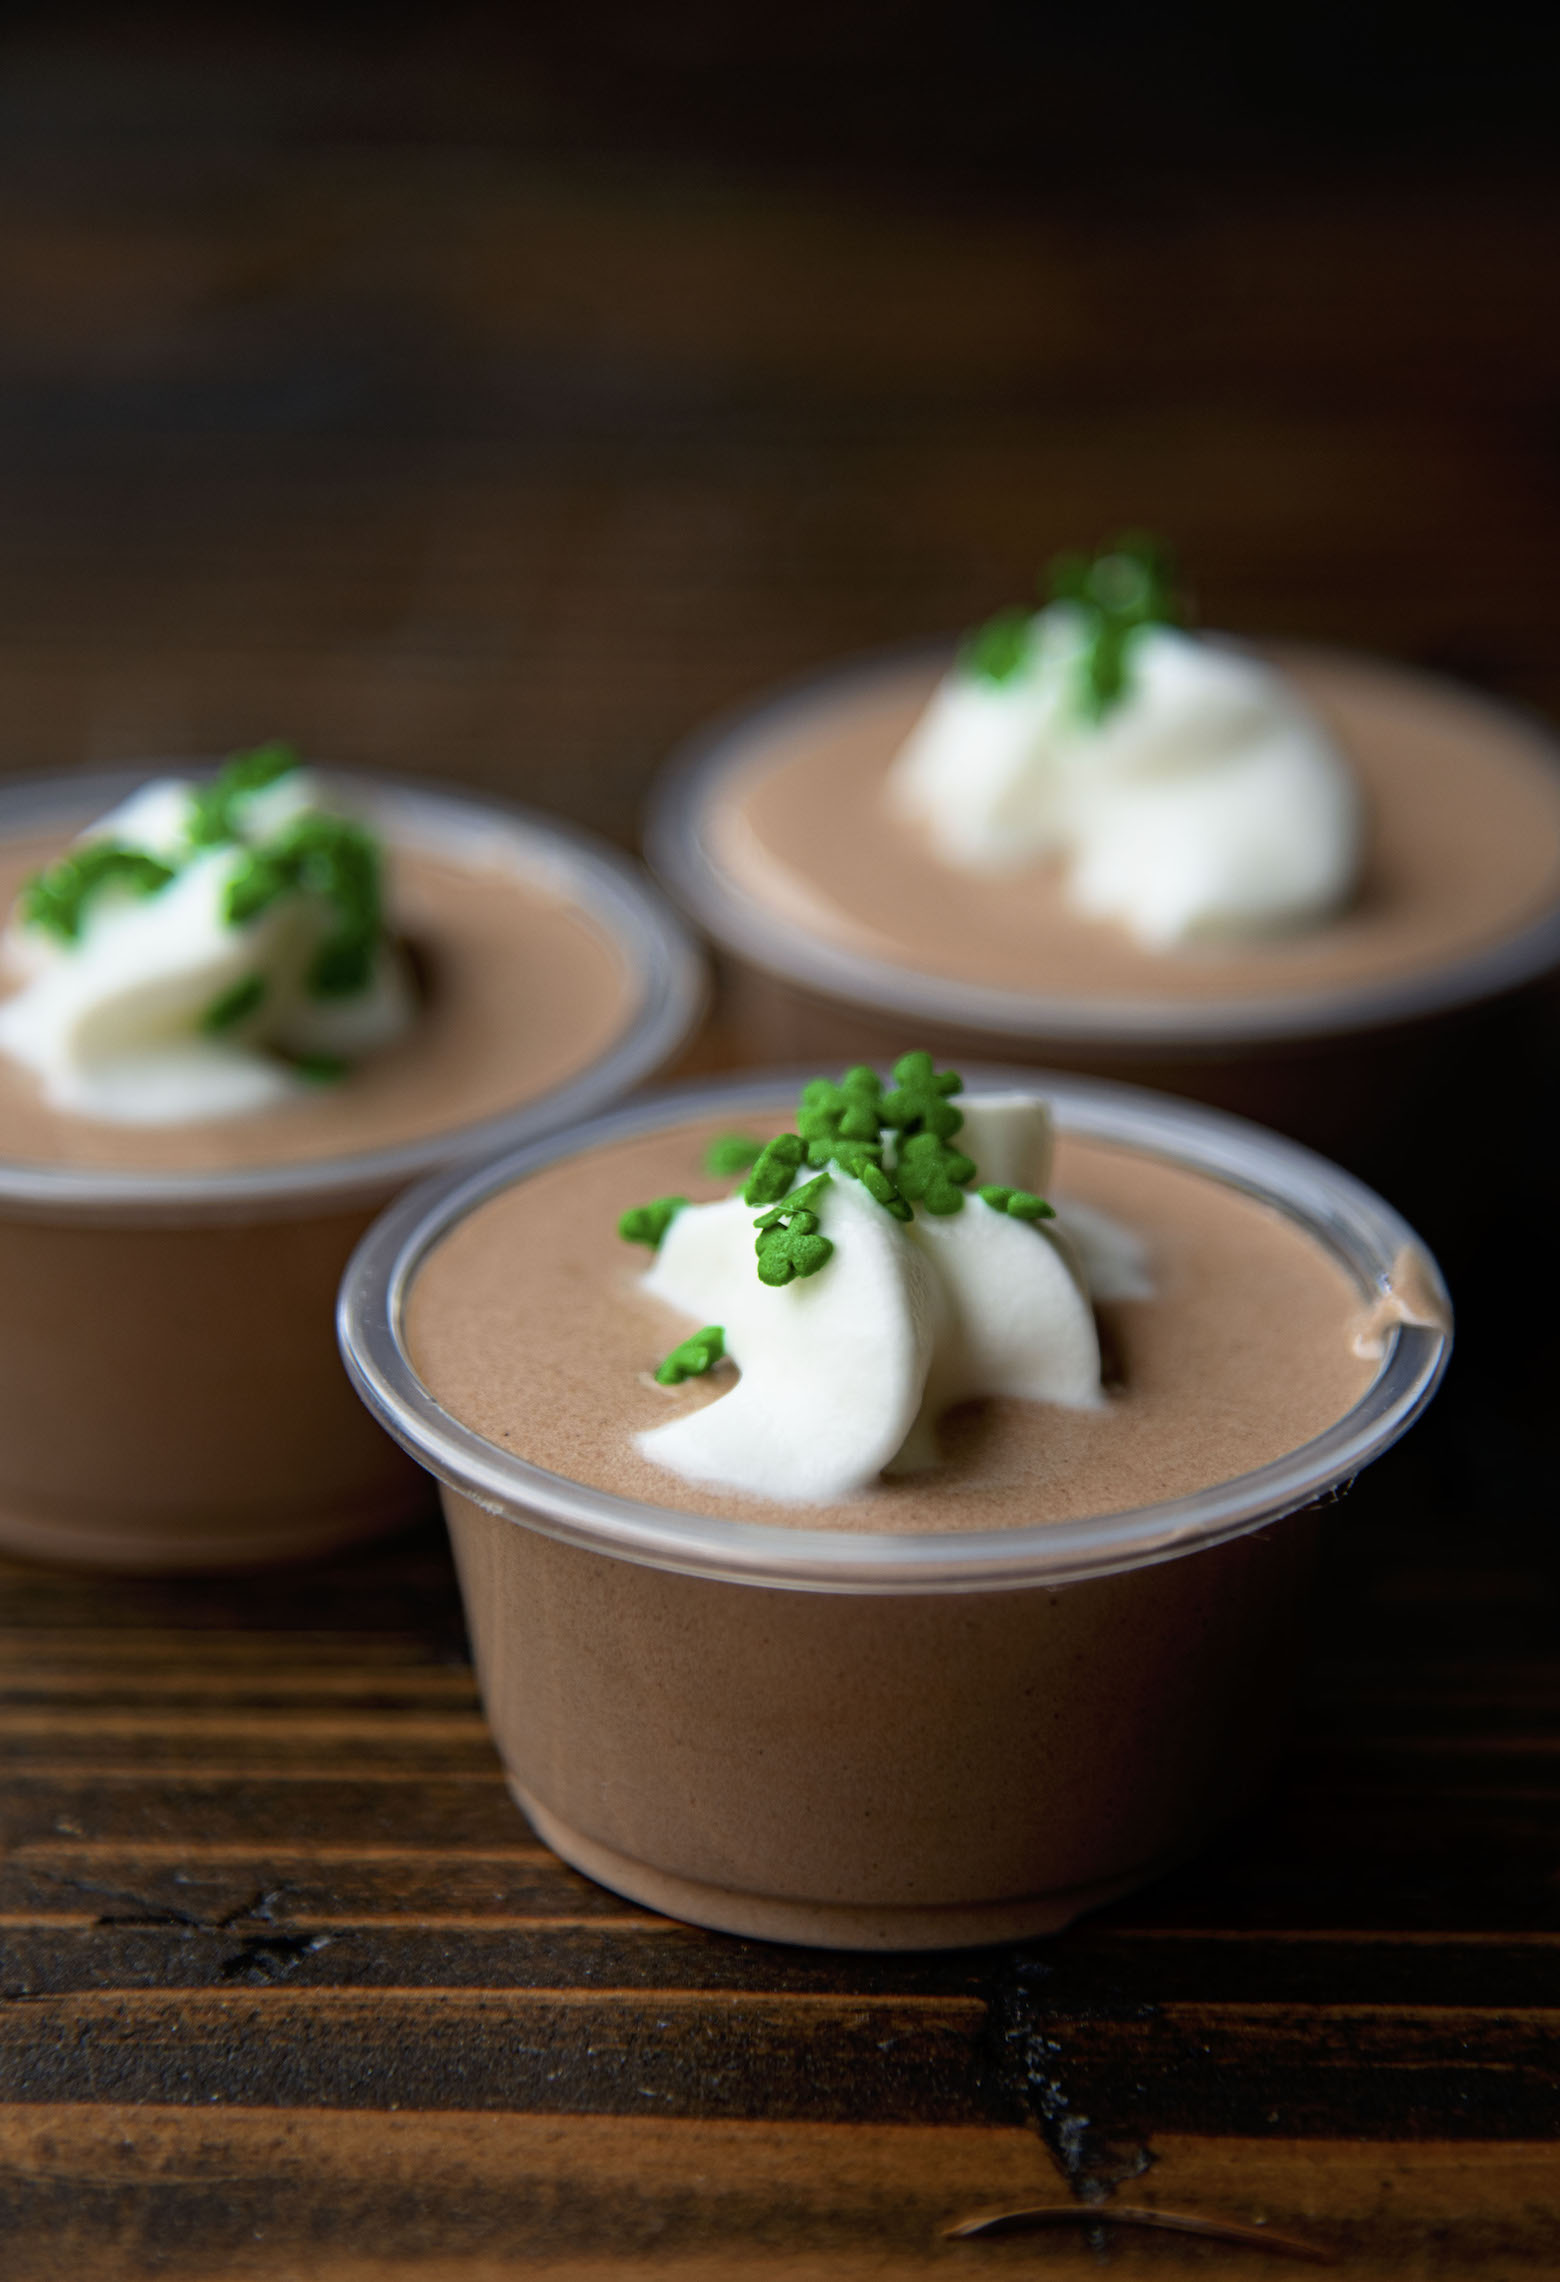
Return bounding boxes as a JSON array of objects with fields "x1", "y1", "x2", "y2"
[
  {"x1": 338, "y1": 1064, "x2": 1452, "y2": 1595},
  {"x1": 645, "y1": 636, "x2": 1560, "y2": 1049},
  {"x1": 0, "y1": 765, "x2": 706, "y2": 1218}
]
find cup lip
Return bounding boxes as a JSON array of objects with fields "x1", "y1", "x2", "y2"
[
  {"x1": 338, "y1": 1063, "x2": 1453, "y2": 1596},
  {"x1": 645, "y1": 635, "x2": 1560, "y2": 1050},
  {"x1": 0, "y1": 764, "x2": 706, "y2": 1219}
]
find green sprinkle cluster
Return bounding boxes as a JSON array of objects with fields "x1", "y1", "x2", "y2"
[
  {"x1": 618, "y1": 1052, "x2": 1059, "y2": 1321},
  {"x1": 958, "y1": 531, "x2": 1179, "y2": 725},
  {"x1": 18, "y1": 743, "x2": 388, "y2": 1017},
  {"x1": 1048, "y1": 532, "x2": 1179, "y2": 722},
  {"x1": 879, "y1": 1053, "x2": 975, "y2": 1214},
  {"x1": 655, "y1": 1324, "x2": 725, "y2": 1386},
  {"x1": 224, "y1": 812, "x2": 382, "y2": 997},
  {"x1": 20, "y1": 842, "x2": 176, "y2": 943},
  {"x1": 796, "y1": 1067, "x2": 894, "y2": 1185},
  {"x1": 791, "y1": 1054, "x2": 977, "y2": 1222}
]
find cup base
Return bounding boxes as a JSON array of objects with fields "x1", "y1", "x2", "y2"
[
  {"x1": 0, "y1": 1479, "x2": 433, "y2": 1574},
  {"x1": 514, "y1": 1781, "x2": 1156, "y2": 1951}
]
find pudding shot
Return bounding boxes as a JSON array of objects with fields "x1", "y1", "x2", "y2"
[
  {"x1": 650, "y1": 538, "x2": 1560, "y2": 1157},
  {"x1": 0, "y1": 746, "x2": 702, "y2": 1569},
  {"x1": 342, "y1": 1052, "x2": 1450, "y2": 1949}
]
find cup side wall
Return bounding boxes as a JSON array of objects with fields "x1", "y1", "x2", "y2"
[
  {"x1": 446, "y1": 1488, "x2": 1320, "y2": 1929},
  {"x1": 0, "y1": 1205, "x2": 428, "y2": 1568}
]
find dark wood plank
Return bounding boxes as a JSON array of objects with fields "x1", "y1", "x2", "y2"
[
  {"x1": 0, "y1": 1988, "x2": 991, "y2": 2124},
  {"x1": 3, "y1": 2109, "x2": 1560, "y2": 2279}
]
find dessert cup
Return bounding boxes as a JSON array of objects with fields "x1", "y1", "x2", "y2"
[
  {"x1": 646, "y1": 644, "x2": 1560, "y2": 1171},
  {"x1": 339, "y1": 1070, "x2": 1450, "y2": 1950},
  {"x1": 0, "y1": 768, "x2": 704, "y2": 1571}
]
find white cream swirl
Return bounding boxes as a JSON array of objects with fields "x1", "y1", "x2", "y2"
[
  {"x1": 0, "y1": 759, "x2": 415, "y2": 1125},
  {"x1": 889, "y1": 609, "x2": 1363, "y2": 949},
  {"x1": 636, "y1": 1093, "x2": 1146, "y2": 1506}
]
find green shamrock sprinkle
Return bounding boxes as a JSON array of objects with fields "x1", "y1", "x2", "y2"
[
  {"x1": 619, "y1": 1195, "x2": 688, "y2": 1249},
  {"x1": 655, "y1": 1324, "x2": 726, "y2": 1386},
  {"x1": 19, "y1": 841, "x2": 177, "y2": 943},
  {"x1": 187, "y1": 742, "x2": 302, "y2": 848},
  {"x1": 743, "y1": 1132, "x2": 807, "y2": 1205},
  {"x1": 894, "y1": 1128, "x2": 977, "y2": 1214},
  {"x1": 881, "y1": 1050, "x2": 965, "y2": 1142},
  {"x1": 201, "y1": 974, "x2": 267, "y2": 1034},
  {"x1": 962, "y1": 605, "x2": 1036, "y2": 686},
  {"x1": 704, "y1": 1133, "x2": 763, "y2": 1176},
  {"x1": 1047, "y1": 532, "x2": 1179, "y2": 723},
  {"x1": 753, "y1": 1170, "x2": 834, "y2": 1286},
  {"x1": 755, "y1": 1209, "x2": 833, "y2": 1287},
  {"x1": 977, "y1": 1183, "x2": 1056, "y2": 1223}
]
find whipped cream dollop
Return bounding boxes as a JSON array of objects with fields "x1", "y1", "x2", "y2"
[
  {"x1": 0, "y1": 747, "x2": 415, "y2": 1124},
  {"x1": 629, "y1": 1063, "x2": 1149, "y2": 1506},
  {"x1": 889, "y1": 597, "x2": 1364, "y2": 950}
]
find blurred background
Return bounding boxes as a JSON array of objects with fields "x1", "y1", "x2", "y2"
[{"x1": 2, "y1": 6, "x2": 1557, "y2": 846}]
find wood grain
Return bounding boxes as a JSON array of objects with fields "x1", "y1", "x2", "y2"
[{"x1": 2, "y1": 2111, "x2": 1560, "y2": 2276}]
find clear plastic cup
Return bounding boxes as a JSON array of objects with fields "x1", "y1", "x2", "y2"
[
  {"x1": 646, "y1": 644, "x2": 1560, "y2": 1164},
  {"x1": 339, "y1": 1069, "x2": 1451, "y2": 1950},
  {"x1": 0, "y1": 768, "x2": 704, "y2": 1571}
]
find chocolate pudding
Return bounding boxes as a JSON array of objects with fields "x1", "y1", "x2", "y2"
[
  {"x1": 342, "y1": 1071, "x2": 1450, "y2": 1948},
  {"x1": 0, "y1": 832, "x2": 635, "y2": 1173},
  {"x1": 407, "y1": 1117, "x2": 1379, "y2": 1532},
  {"x1": 713, "y1": 649, "x2": 1560, "y2": 1007},
  {"x1": 650, "y1": 646, "x2": 1560, "y2": 1162},
  {"x1": 0, "y1": 771, "x2": 702, "y2": 1571}
]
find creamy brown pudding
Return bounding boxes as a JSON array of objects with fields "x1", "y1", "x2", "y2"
[
  {"x1": 0, "y1": 774, "x2": 700, "y2": 1571},
  {"x1": 409, "y1": 1114, "x2": 1379, "y2": 1532},
  {"x1": 708, "y1": 649, "x2": 1560, "y2": 1004},
  {"x1": 0, "y1": 831, "x2": 635, "y2": 1172},
  {"x1": 346, "y1": 1069, "x2": 1450, "y2": 1947}
]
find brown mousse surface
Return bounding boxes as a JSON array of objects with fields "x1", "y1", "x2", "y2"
[
  {"x1": 0, "y1": 830, "x2": 636, "y2": 1172},
  {"x1": 407, "y1": 1112, "x2": 1378, "y2": 1533},
  {"x1": 706, "y1": 646, "x2": 1560, "y2": 1004}
]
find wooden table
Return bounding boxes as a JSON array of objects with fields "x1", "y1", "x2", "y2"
[
  {"x1": 3, "y1": 1416, "x2": 1559, "y2": 2278},
  {"x1": 2, "y1": 17, "x2": 1559, "y2": 2274}
]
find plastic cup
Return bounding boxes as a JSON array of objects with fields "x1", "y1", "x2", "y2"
[
  {"x1": 0, "y1": 769, "x2": 704, "y2": 1571},
  {"x1": 645, "y1": 644, "x2": 1560, "y2": 1167},
  {"x1": 339, "y1": 1069, "x2": 1451, "y2": 1950}
]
